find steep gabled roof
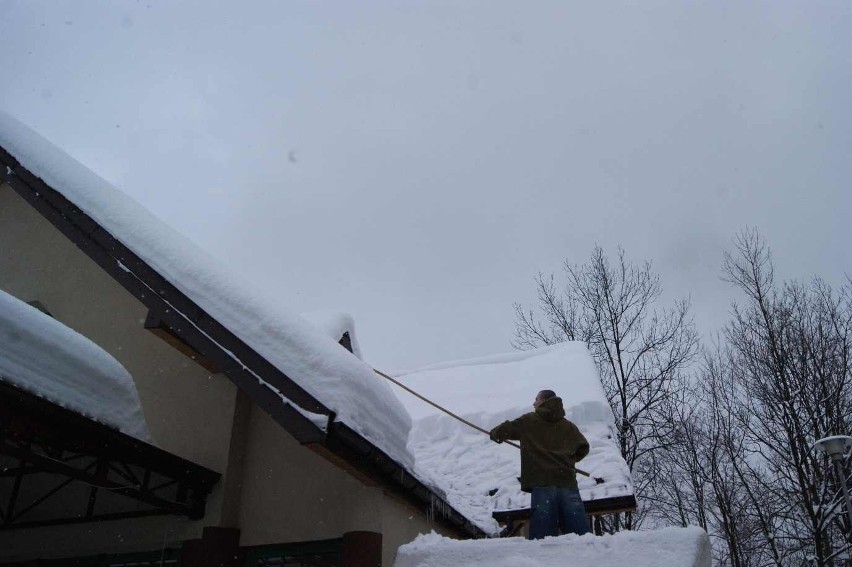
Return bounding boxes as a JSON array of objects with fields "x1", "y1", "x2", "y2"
[{"x1": 0, "y1": 112, "x2": 485, "y2": 537}]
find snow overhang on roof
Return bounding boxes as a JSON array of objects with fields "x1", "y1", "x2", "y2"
[
  {"x1": 0, "y1": 288, "x2": 151, "y2": 441},
  {"x1": 394, "y1": 342, "x2": 634, "y2": 535},
  {"x1": 300, "y1": 310, "x2": 364, "y2": 360}
]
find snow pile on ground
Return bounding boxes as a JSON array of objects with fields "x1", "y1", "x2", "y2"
[
  {"x1": 394, "y1": 526, "x2": 711, "y2": 567},
  {"x1": 0, "y1": 111, "x2": 413, "y2": 469},
  {"x1": 395, "y1": 343, "x2": 633, "y2": 534},
  {"x1": 300, "y1": 310, "x2": 363, "y2": 360},
  {"x1": 0, "y1": 289, "x2": 151, "y2": 441}
]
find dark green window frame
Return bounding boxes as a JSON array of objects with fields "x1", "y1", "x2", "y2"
[{"x1": 242, "y1": 538, "x2": 342, "y2": 567}]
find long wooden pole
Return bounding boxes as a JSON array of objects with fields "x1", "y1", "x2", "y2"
[{"x1": 373, "y1": 368, "x2": 593, "y2": 478}]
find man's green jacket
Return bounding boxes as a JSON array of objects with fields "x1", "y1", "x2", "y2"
[{"x1": 489, "y1": 396, "x2": 589, "y2": 492}]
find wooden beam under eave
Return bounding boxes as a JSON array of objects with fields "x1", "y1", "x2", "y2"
[{"x1": 144, "y1": 311, "x2": 221, "y2": 373}]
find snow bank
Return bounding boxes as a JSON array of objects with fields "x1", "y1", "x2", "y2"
[
  {"x1": 0, "y1": 289, "x2": 151, "y2": 441},
  {"x1": 300, "y1": 310, "x2": 363, "y2": 360},
  {"x1": 394, "y1": 526, "x2": 711, "y2": 567},
  {"x1": 395, "y1": 343, "x2": 633, "y2": 534},
  {"x1": 0, "y1": 111, "x2": 413, "y2": 468}
]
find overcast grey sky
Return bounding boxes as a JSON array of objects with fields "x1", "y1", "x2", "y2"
[{"x1": 2, "y1": 1, "x2": 850, "y2": 370}]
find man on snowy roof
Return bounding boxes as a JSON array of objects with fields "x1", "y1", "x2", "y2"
[{"x1": 489, "y1": 389, "x2": 590, "y2": 539}]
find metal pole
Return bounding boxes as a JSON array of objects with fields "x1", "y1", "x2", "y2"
[{"x1": 832, "y1": 456, "x2": 852, "y2": 536}]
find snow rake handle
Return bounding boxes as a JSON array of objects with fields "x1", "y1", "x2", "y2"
[{"x1": 373, "y1": 368, "x2": 592, "y2": 478}]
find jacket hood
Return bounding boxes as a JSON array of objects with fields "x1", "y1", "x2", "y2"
[{"x1": 535, "y1": 396, "x2": 566, "y2": 422}]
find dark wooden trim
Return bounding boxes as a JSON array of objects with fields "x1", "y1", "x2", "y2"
[{"x1": 144, "y1": 311, "x2": 221, "y2": 373}]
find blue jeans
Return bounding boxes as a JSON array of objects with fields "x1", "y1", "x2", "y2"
[{"x1": 529, "y1": 486, "x2": 589, "y2": 539}]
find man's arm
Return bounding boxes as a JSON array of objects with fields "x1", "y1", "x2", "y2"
[
  {"x1": 571, "y1": 423, "x2": 590, "y2": 461},
  {"x1": 490, "y1": 417, "x2": 524, "y2": 443}
]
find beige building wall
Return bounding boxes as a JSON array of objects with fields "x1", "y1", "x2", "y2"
[
  {"x1": 381, "y1": 492, "x2": 457, "y2": 566},
  {"x1": 236, "y1": 406, "x2": 457, "y2": 565},
  {"x1": 0, "y1": 185, "x2": 237, "y2": 558}
]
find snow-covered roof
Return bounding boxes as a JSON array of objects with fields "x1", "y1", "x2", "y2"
[
  {"x1": 0, "y1": 111, "x2": 413, "y2": 469},
  {"x1": 300, "y1": 310, "x2": 363, "y2": 360},
  {"x1": 394, "y1": 342, "x2": 633, "y2": 534},
  {"x1": 394, "y1": 526, "x2": 711, "y2": 567},
  {"x1": 0, "y1": 288, "x2": 151, "y2": 441}
]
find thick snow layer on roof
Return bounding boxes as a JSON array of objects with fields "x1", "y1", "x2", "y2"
[
  {"x1": 0, "y1": 289, "x2": 151, "y2": 441},
  {"x1": 395, "y1": 343, "x2": 633, "y2": 534},
  {"x1": 394, "y1": 526, "x2": 712, "y2": 567},
  {"x1": 0, "y1": 111, "x2": 413, "y2": 468},
  {"x1": 300, "y1": 310, "x2": 363, "y2": 360}
]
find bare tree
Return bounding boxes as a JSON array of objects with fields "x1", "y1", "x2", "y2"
[
  {"x1": 719, "y1": 229, "x2": 852, "y2": 566},
  {"x1": 651, "y1": 346, "x2": 785, "y2": 566},
  {"x1": 639, "y1": 231, "x2": 851, "y2": 565},
  {"x1": 514, "y1": 246, "x2": 699, "y2": 530}
]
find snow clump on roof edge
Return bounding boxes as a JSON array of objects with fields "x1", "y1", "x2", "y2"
[
  {"x1": 300, "y1": 310, "x2": 363, "y2": 360},
  {"x1": 0, "y1": 289, "x2": 151, "y2": 441},
  {"x1": 0, "y1": 111, "x2": 414, "y2": 469}
]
